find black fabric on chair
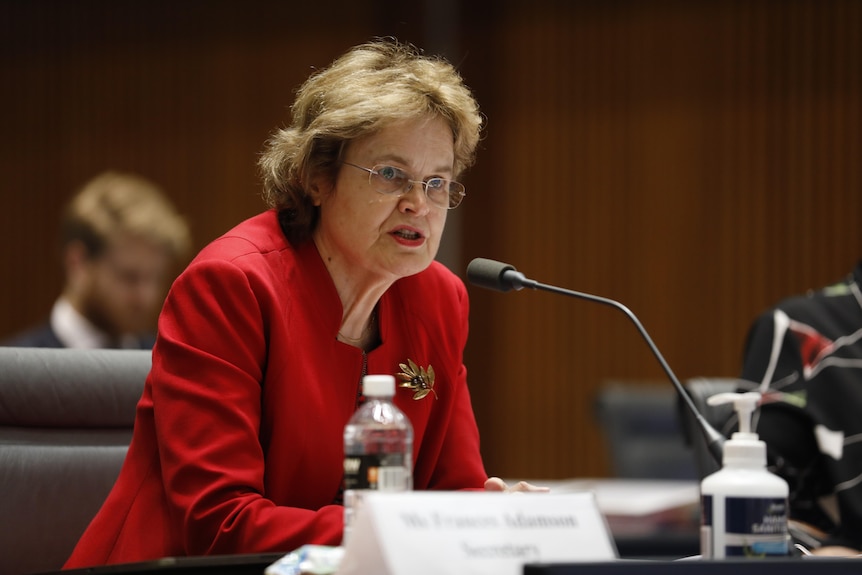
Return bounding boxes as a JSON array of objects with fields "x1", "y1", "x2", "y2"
[
  {"x1": 679, "y1": 377, "x2": 739, "y2": 480},
  {"x1": 0, "y1": 347, "x2": 150, "y2": 575}
]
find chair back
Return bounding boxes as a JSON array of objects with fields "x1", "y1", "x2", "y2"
[
  {"x1": 594, "y1": 381, "x2": 698, "y2": 480},
  {"x1": 0, "y1": 347, "x2": 150, "y2": 575}
]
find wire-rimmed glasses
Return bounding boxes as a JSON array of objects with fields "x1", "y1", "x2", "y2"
[{"x1": 342, "y1": 162, "x2": 466, "y2": 209}]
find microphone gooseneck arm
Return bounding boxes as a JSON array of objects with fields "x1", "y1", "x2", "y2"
[{"x1": 466, "y1": 257, "x2": 726, "y2": 466}]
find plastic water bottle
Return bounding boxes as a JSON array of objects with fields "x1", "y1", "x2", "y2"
[
  {"x1": 342, "y1": 374, "x2": 413, "y2": 546},
  {"x1": 700, "y1": 391, "x2": 789, "y2": 558}
]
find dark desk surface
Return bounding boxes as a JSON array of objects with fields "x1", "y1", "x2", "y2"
[
  {"x1": 52, "y1": 553, "x2": 284, "y2": 575},
  {"x1": 526, "y1": 558, "x2": 862, "y2": 575},
  {"x1": 614, "y1": 531, "x2": 699, "y2": 560},
  {"x1": 50, "y1": 553, "x2": 862, "y2": 575}
]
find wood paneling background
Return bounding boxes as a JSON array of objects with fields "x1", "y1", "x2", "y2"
[{"x1": 2, "y1": 0, "x2": 860, "y2": 481}]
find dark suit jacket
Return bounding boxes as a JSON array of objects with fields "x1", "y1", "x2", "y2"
[{"x1": 1, "y1": 321, "x2": 156, "y2": 349}]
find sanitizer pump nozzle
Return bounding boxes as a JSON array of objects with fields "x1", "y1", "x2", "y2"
[
  {"x1": 706, "y1": 391, "x2": 765, "y2": 467},
  {"x1": 708, "y1": 391, "x2": 759, "y2": 433}
]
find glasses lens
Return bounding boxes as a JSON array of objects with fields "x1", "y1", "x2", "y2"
[
  {"x1": 447, "y1": 182, "x2": 466, "y2": 209},
  {"x1": 423, "y1": 179, "x2": 465, "y2": 209},
  {"x1": 370, "y1": 165, "x2": 407, "y2": 194},
  {"x1": 424, "y1": 178, "x2": 449, "y2": 208},
  {"x1": 424, "y1": 178, "x2": 467, "y2": 210}
]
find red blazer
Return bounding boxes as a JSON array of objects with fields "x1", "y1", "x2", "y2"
[{"x1": 65, "y1": 210, "x2": 487, "y2": 567}]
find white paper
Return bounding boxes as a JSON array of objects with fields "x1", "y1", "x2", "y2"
[{"x1": 525, "y1": 478, "x2": 700, "y2": 516}]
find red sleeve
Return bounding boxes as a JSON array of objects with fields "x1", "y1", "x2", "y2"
[{"x1": 152, "y1": 257, "x2": 343, "y2": 555}]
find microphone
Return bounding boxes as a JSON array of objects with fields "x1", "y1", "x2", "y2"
[{"x1": 466, "y1": 257, "x2": 726, "y2": 467}]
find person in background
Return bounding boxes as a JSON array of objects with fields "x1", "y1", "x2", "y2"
[
  {"x1": 3, "y1": 171, "x2": 191, "y2": 349},
  {"x1": 740, "y1": 261, "x2": 862, "y2": 555},
  {"x1": 64, "y1": 40, "x2": 542, "y2": 570}
]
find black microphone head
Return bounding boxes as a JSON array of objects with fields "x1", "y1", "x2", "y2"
[{"x1": 466, "y1": 258, "x2": 518, "y2": 292}]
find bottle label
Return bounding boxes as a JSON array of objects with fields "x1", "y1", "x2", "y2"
[
  {"x1": 725, "y1": 496, "x2": 788, "y2": 556},
  {"x1": 701, "y1": 494, "x2": 789, "y2": 558},
  {"x1": 343, "y1": 453, "x2": 408, "y2": 491}
]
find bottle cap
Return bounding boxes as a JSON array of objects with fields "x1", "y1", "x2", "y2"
[
  {"x1": 363, "y1": 374, "x2": 395, "y2": 397},
  {"x1": 707, "y1": 391, "x2": 766, "y2": 467}
]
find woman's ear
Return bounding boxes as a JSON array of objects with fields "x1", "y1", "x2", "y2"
[{"x1": 307, "y1": 175, "x2": 332, "y2": 207}]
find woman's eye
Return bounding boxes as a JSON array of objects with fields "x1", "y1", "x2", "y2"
[
  {"x1": 377, "y1": 166, "x2": 399, "y2": 181},
  {"x1": 426, "y1": 178, "x2": 446, "y2": 190}
]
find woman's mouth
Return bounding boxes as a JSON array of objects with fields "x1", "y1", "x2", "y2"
[
  {"x1": 391, "y1": 227, "x2": 425, "y2": 246},
  {"x1": 393, "y1": 229, "x2": 421, "y2": 240}
]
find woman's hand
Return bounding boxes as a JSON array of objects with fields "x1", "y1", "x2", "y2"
[
  {"x1": 809, "y1": 546, "x2": 861, "y2": 557},
  {"x1": 484, "y1": 477, "x2": 550, "y2": 493}
]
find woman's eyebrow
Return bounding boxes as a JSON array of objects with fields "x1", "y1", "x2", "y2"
[{"x1": 373, "y1": 155, "x2": 454, "y2": 176}]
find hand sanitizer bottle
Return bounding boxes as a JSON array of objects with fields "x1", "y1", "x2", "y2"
[{"x1": 700, "y1": 391, "x2": 789, "y2": 559}]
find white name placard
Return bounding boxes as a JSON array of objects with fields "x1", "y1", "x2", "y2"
[{"x1": 336, "y1": 491, "x2": 617, "y2": 575}]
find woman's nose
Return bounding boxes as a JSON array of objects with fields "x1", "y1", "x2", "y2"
[{"x1": 399, "y1": 181, "x2": 431, "y2": 215}]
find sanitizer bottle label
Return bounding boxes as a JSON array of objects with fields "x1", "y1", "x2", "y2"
[
  {"x1": 703, "y1": 494, "x2": 789, "y2": 558},
  {"x1": 725, "y1": 496, "x2": 788, "y2": 556}
]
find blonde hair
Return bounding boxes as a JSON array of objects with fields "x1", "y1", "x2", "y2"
[
  {"x1": 62, "y1": 171, "x2": 192, "y2": 261},
  {"x1": 259, "y1": 39, "x2": 483, "y2": 244}
]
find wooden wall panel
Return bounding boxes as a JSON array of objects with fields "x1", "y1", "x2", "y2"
[{"x1": 461, "y1": 0, "x2": 862, "y2": 480}]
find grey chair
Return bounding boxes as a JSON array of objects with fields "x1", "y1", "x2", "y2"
[
  {"x1": 0, "y1": 347, "x2": 150, "y2": 575},
  {"x1": 594, "y1": 381, "x2": 699, "y2": 480}
]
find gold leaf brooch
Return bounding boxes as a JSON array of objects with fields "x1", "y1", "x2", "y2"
[{"x1": 397, "y1": 359, "x2": 437, "y2": 400}]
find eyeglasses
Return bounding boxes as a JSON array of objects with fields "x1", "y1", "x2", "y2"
[{"x1": 342, "y1": 162, "x2": 466, "y2": 209}]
